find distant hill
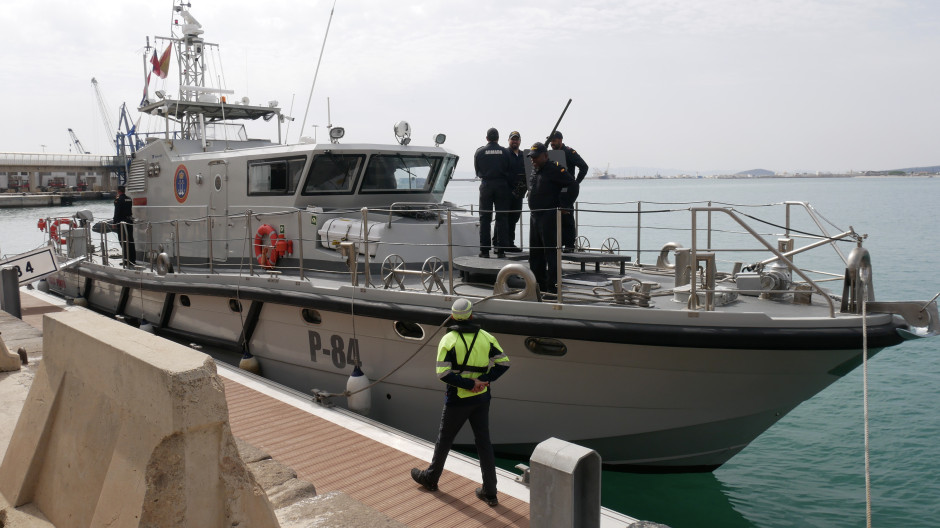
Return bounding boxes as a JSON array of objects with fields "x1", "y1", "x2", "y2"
[
  {"x1": 895, "y1": 165, "x2": 940, "y2": 174},
  {"x1": 734, "y1": 168, "x2": 775, "y2": 177}
]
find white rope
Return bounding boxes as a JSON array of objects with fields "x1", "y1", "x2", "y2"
[{"x1": 861, "y1": 281, "x2": 872, "y2": 528}]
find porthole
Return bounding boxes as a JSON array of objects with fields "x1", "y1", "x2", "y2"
[
  {"x1": 229, "y1": 299, "x2": 242, "y2": 312},
  {"x1": 179, "y1": 295, "x2": 191, "y2": 307},
  {"x1": 394, "y1": 321, "x2": 424, "y2": 340},
  {"x1": 525, "y1": 337, "x2": 567, "y2": 357},
  {"x1": 214, "y1": 174, "x2": 223, "y2": 191},
  {"x1": 301, "y1": 308, "x2": 322, "y2": 324}
]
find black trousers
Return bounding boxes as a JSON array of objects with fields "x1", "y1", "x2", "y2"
[
  {"x1": 425, "y1": 398, "x2": 497, "y2": 495},
  {"x1": 505, "y1": 193, "x2": 524, "y2": 248},
  {"x1": 529, "y1": 211, "x2": 559, "y2": 293},
  {"x1": 117, "y1": 220, "x2": 136, "y2": 265},
  {"x1": 560, "y1": 181, "x2": 580, "y2": 248},
  {"x1": 479, "y1": 180, "x2": 511, "y2": 253}
]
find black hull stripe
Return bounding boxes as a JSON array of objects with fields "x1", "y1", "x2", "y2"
[{"x1": 75, "y1": 267, "x2": 906, "y2": 351}]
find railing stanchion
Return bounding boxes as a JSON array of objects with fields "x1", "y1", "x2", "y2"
[
  {"x1": 362, "y1": 207, "x2": 371, "y2": 287},
  {"x1": 174, "y1": 220, "x2": 180, "y2": 271},
  {"x1": 298, "y1": 209, "x2": 305, "y2": 281},
  {"x1": 707, "y1": 200, "x2": 712, "y2": 251},
  {"x1": 636, "y1": 201, "x2": 642, "y2": 265},
  {"x1": 556, "y1": 207, "x2": 563, "y2": 303},
  {"x1": 447, "y1": 209, "x2": 454, "y2": 294},
  {"x1": 246, "y1": 210, "x2": 254, "y2": 276},
  {"x1": 690, "y1": 210, "x2": 698, "y2": 309},
  {"x1": 206, "y1": 206, "x2": 213, "y2": 273}
]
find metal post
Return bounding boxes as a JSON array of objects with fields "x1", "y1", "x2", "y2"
[
  {"x1": 707, "y1": 200, "x2": 712, "y2": 251},
  {"x1": 635, "y1": 202, "x2": 642, "y2": 265},
  {"x1": 246, "y1": 211, "x2": 254, "y2": 276},
  {"x1": 206, "y1": 207, "x2": 213, "y2": 273},
  {"x1": 361, "y1": 207, "x2": 371, "y2": 287},
  {"x1": 556, "y1": 208, "x2": 563, "y2": 303},
  {"x1": 298, "y1": 209, "x2": 305, "y2": 281},
  {"x1": 102, "y1": 222, "x2": 109, "y2": 266},
  {"x1": 785, "y1": 203, "x2": 791, "y2": 238},
  {"x1": 174, "y1": 220, "x2": 181, "y2": 271},
  {"x1": 148, "y1": 222, "x2": 154, "y2": 272},
  {"x1": 1, "y1": 267, "x2": 22, "y2": 319},
  {"x1": 447, "y1": 209, "x2": 454, "y2": 294},
  {"x1": 690, "y1": 210, "x2": 698, "y2": 310}
]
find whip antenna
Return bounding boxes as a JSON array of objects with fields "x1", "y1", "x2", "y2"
[{"x1": 299, "y1": 0, "x2": 337, "y2": 142}]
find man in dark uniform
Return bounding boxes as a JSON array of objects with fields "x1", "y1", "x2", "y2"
[
  {"x1": 473, "y1": 128, "x2": 511, "y2": 258},
  {"x1": 497, "y1": 131, "x2": 526, "y2": 252},
  {"x1": 411, "y1": 298, "x2": 511, "y2": 507},
  {"x1": 527, "y1": 142, "x2": 575, "y2": 294},
  {"x1": 113, "y1": 185, "x2": 136, "y2": 267},
  {"x1": 548, "y1": 131, "x2": 588, "y2": 251}
]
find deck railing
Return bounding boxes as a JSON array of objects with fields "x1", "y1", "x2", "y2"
[{"x1": 54, "y1": 199, "x2": 859, "y2": 316}]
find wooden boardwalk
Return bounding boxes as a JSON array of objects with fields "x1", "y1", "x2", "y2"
[{"x1": 224, "y1": 377, "x2": 531, "y2": 528}]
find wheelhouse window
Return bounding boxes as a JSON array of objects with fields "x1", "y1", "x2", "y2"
[
  {"x1": 432, "y1": 155, "x2": 458, "y2": 195},
  {"x1": 360, "y1": 154, "x2": 442, "y2": 193},
  {"x1": 248, "y1": 156, "x2": 306, "y2": 195},
  {"x1": 301, "y1": 153, "x2": 364, "y2": 194}
]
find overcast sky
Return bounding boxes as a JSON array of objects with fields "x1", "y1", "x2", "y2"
[{"x1": 2, "y1": 0, "x2": 937, "y2": 174}]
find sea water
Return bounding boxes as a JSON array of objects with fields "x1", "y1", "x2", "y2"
[{"x1": 2, "y1": 178, "x2": 937, "y2": 527}]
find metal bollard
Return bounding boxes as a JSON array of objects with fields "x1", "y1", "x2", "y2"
[
  {"x1": 1, "y1": 267, "x2": 22, "y2": 319},
  {"x1": 529, "y1": 437, "x2": 601, "y2": 528}
]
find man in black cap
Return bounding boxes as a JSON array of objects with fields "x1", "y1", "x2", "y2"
[
  {"x1": 112, "y1": 185, "x2": 136, "y2": 267},
  {"x1": 497, "y1": 131, "x2": 526, "y2": 252},
  {"x1": 473, "y1": 128, "x2": 512, "y2": 258},
  {"x1": 548, "y1": 131, "x2": 588, "y2": 251},
  {"x1": 526, "y1": 142, "x2": 574, "y2": 294}
]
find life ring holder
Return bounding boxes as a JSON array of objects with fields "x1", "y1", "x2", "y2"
[
  {"x1": 42, "y1": 218, "x2": 76, "y2": 245},
  {"x1": 656, "y1": 242, "x2": 683, "y2": 269},
  {"x1": 254, "y1": 224, "x2": 280, "y2": 269},
  {"x1": 494, "y1": 263, "x2": 540, "y2": 301}
]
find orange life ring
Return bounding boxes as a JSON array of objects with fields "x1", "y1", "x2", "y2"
[
  {"x1": 254, "y1": 224, "x2": 280, "y2": 269},
  {"x1": 48, "y1": 218, "x2": 75, "y2": 245}
]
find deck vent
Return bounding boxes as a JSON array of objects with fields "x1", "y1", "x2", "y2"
[
  {"x1": 525, "y1": 337, "x2": 567, "y2": 357},
  {"x1": 394, "y1": 321, "x2": 424, "y2": 340},
  {"x1": 179, "y1": 295, "x2": 191, "y2": 307},
  {"x1": 229, "y1": 299, "x2": 242, "y2": 312},
  {"x1": 126, "y1": 159, "x2": 148, "y2": 193}
]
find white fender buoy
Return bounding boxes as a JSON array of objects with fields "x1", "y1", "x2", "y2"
[
  {"x1": 239, "y1": 353, "x2": 261, "y2": 374},
  {"x1": 37, "y1": 279, "x2": 50, "y2": 293},
  {"x1": 139, "y1": 318, "x2": 155, "y2": 333},
  {"x1": 346, "y1": 365, "x2": 372, "y2": 415}
]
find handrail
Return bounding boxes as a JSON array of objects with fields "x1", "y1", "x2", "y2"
[
  {"x1": 784, "y1": 201, "x2": 848, "y2": 264},
  {"x1": 692, "y1": 207, "x2": 836, "y2": 317}
]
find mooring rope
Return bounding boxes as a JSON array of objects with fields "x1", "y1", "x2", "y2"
[{"x1": 861, "y1": 281, "x2": 872, "y2": 528}]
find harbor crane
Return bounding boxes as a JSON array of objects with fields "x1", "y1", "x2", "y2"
[
  {"x1": 91, "y1": 77, "x2": 143, "y2": 185},
  {"x1": 67, "y1": 128, "x2": 90, "y2": 154}
]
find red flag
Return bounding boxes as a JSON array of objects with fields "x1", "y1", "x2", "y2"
[
  {"x1": 157, "y1": 44, "x2": 172, "y2": 79},
  {"x1": 150, "y1": 51, "x2": 161, "y2": 77}
]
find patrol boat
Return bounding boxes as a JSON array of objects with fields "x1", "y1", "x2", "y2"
[{"x1": 41, "y1": 2, "x2": 939, "y2": 471}]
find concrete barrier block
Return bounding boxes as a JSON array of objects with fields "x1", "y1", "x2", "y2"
[
  {"x1": 530, "y1": 437, "x2": 602, "y2": 528},
  {"x1": 0, "y1": 311, "x2": 279, "y2": 527}
]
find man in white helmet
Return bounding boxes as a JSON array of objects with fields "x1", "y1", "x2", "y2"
[{"x1": 411, "y1": 298, "x2": 511, "y2": 507}]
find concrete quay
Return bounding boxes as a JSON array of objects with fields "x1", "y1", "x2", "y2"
[
  {"x1": 0, "y1": 191, "x2": 114, "y2": 208},
  {"x1": 0, "y1": 290, "x2": 651, "y2": 527}
]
